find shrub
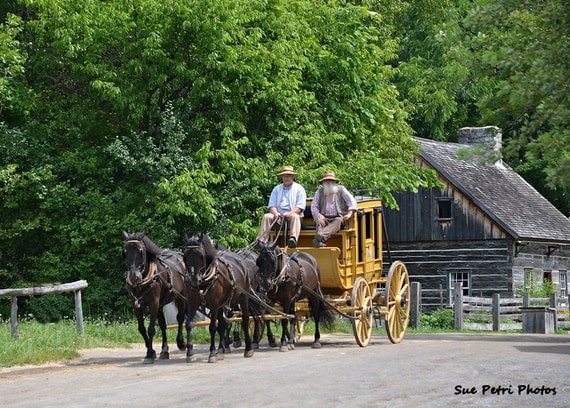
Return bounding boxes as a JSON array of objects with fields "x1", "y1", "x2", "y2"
[{"x1": 421, "y1": 308, "x2": 454, "y2": 330}]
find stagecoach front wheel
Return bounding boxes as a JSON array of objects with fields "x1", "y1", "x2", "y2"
[
  {"x1": 385, "y1": 261, "x2": 410, "y2": 344},
  {"x1": 351, "y1": 277, "x2": 373, "y2": 347}
]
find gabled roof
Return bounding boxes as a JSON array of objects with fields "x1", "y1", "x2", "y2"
[{"x1": 416, "y1": 137, "x2": 570, "y2": 244}]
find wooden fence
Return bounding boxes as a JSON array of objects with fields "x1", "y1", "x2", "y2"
[
  {"x1": 0, "y1": 280, "x2": 88, "y2": 339},
  {"x1": 453, "y1": 282, "x2": 570, "y2": 331}
]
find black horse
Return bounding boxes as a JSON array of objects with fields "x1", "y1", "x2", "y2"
[
  {"x1": 255, "y1": 241, "x2": 334, "y2": 350},
  {"x1": 121, "y1": 230, "x2": 190, "y2": 364},
  {"x1": 183, "y1": 232, "x2": 255, "y2": 362},
  {"x1": 232, "y1": 247, "x2": 278, "y2": 349}
]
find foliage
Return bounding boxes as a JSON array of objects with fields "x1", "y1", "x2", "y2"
[
  {"x1": 1, "y1": 0, "x2": 569, "y2": 319},
  {"x1": 464, "y1": 0, "x2": 570, "y2": 213},
  {"x1": 516, "y1": 272, "x2": 555, "y2": 298},
  {"x1": 420, "y1": 308, "x2": 454, "y2": 330}
]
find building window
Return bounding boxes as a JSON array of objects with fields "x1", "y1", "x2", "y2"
[
  {"x1": 449, "y1": 271, "x2": 470, "y2": 305},
  {"x1": 436, "y1": 198, "x2": 452, "y2": 220},
  {"x1": 560, "y1": 271, "x2": 568, "y2": 298}
]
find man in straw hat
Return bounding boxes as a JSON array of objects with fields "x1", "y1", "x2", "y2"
[
  {"x1": 311, "y1": 170, "x2": 357, "y2": 247},
  {"x1": 257, "y1": 165, "x2": 307, "y2": 248}
]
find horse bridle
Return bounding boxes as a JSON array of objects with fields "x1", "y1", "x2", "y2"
[
  {"x1": 184, "y1": 244, "x2": 219, "y2": 286},
  {"x1": 124, "y1": 239, "x2": 154, "y2": 287}
]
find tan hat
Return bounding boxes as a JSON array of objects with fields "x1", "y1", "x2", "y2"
[
  {"x1": 277, "y1": 165, "x2": 298, "y2": 176},
  {"x1": 319, "y1": 170, "x2": 339, "y2": 183}
]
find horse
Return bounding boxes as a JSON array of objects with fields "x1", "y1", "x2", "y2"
[
  {"x1": 255, "y1": 241, "x2": 334, "y2": 350},
  {"x1": 232, "y1": 247, "x2": 278, "y2": 349},
  {"x1": 121, "y1": 230, "x2": 190, "y2": 364},
  {"x1": 182, "y1": 232, "x2": 255, "y2": 362}
]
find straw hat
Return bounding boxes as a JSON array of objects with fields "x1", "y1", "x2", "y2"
[
  {"x1": 277, "y1": 165, "x2": 298, "y2": 176},
  {"x1": 319, "y1": 170, "x2": 339, "y2": 184}
]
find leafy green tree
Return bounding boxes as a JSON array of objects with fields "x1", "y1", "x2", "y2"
[
  {"x1": 465, "y1": 0, "x2": 570, "y2": 214},
  {"x1": 1, "y1": 0, "x2": 438, "y2": 318}
]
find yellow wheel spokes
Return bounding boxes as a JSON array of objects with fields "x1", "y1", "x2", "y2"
[
  {"x1": 385, "y1": 261, "x2": 410, "y2": 344},
  {"x1": 351, "y1": 277, "x2": 373, "y2": 347}
]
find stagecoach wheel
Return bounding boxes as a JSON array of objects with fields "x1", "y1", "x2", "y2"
[
  {"x1": 351, "y1": 277, "x2": 373, "y2": 347},
  {"x1": 385, "y1": 261, "x2": 410, "y2": 344}
]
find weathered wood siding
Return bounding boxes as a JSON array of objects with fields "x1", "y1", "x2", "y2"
[
  {"x1": 384, "y1": 175, "x2": 507, "y2": 242},
  {"x1": 383, "y1": 240, "x2": 512, "y2": 311}
]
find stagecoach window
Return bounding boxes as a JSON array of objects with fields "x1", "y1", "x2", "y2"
[
  {"x1": 448, "y1": 271, "x2": 470, "y2": 305},
  {"x1": 560, "y1": 271, "x2": 568, "y2": 298},
  {"x1": 365, "y1": 212, "x2": 372, "y2": 239},
  {"x1": 436, "y1": 198, "x2": 452, "y2": 220}
]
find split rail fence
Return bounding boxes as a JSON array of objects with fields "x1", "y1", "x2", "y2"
[
  {"x1": 0, "y1": 280, "x2": 88, "y2": 339},
  {"x1": 453, "y1": 282, "x2": 570, "y2": 331}
]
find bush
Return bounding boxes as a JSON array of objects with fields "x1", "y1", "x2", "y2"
[{"x1": 421, "y1": 308, "x2": 454, "y2": 330}]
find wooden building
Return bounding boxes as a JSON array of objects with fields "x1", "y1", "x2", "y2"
[{"x1": 382, "y1": 127, "x2": 570, "y2": 311}]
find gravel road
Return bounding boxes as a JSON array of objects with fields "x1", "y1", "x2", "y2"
[{"x1": 1, "y1": 332, "x2": 568, "y2": 408}]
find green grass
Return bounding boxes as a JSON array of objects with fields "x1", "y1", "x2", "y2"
[{"x1": 3, "y1": 316, "x2": 562, "y2": 368}]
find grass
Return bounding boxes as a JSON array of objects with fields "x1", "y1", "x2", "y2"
[{"x1": 2, "y1": 316, "x2": 564, "y2": 368}]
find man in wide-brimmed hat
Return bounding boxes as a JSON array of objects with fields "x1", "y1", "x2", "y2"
[
  {"x1": 310, "y1": 170, "x2": 357, "y2": 247},
  {"x1": 257, "y1": 165, "x2": 307, "y2": 248}
]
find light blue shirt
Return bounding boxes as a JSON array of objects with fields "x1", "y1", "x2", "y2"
[{"x1": 268, "y1": 182, "x2": 306, "y2": 215}]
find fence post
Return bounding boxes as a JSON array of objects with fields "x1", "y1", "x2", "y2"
[
  {"x1": 453, "y1": 282, "x2": 463, "y2": 330},
  {"x1": 550, "y1": 293, "x2": 558, "y2": 331},
  {"x1": 10, "y1": 296, "x2": 18, "y2": 340},
  {"x1": 523, "y1": 293, "x2": 529, "y2": 307},
  {"x1": 409, "y1": 282, "x2": 421, "y2": 329},
  {"x1": 74, "y1": 289, "x2": 85, "y2": 336},
  {"x1": 492, "y1": 293, "x2": 500, "y2": 332}
]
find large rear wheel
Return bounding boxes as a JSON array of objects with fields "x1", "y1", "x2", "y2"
[
  {"x1": 351, "y1": 277, "x2": 373, "y2": 347},
  {"x1": 385, "y1": 261, "x2": 410, "y2": 344}
]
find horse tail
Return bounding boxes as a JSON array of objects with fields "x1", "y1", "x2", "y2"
[{"x1": 316, "y1": 288, "x2": 335, "y2": 330}]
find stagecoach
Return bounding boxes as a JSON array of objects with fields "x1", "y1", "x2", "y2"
[{"x1": 268, "y1": 195, "x2": 411, "y2": 346}]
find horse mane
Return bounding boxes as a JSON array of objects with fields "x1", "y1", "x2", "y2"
[
  {"x1": 198, "y1": 233, "x2": 218, "y2": 261},
  {"x1": 123, "y1": 230, "x2": 163, "y2": 257}
]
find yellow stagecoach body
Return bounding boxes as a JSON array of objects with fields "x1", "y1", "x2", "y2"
[{"x1": 293, "y1": 196, "x2": 385, "y2": 295}]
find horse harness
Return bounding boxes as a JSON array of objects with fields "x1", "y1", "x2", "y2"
[
  {"x1": 189, "y1": 253, "x2": 238, "y2": 309},
  {"x1": 125, "y1": 242, "x2": 187, "y2": 307},
  {"x1": 269, "y1": 250, "x2": 305, "y2": 303}
]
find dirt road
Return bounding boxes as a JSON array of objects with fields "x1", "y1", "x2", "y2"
[{"x1": 1, "y1": 333, "x2": 568, "y2": 407}]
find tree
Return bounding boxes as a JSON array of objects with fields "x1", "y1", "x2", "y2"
[
  {"x1": 465, "y1": 0, "x2": 570, "y2": 214},
  {"x1": 1, "y1": 0, "x2": 438, "y2": 318}
]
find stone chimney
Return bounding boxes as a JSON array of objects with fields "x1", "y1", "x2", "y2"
[{"x1": 458, "y1": 126, "x2": 502, "y2": 164}]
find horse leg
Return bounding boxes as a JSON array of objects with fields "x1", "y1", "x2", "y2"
[
  {"x1": 310, "y1": 297, "x2": 322, "y2": 349},
  {"x1": 157, "y1": 309, "x2": 170, "y2": 359},
  {"x1": 172, "y1": 298, "x2": 186, "y2": 351},
  {"x1": 185, "y1": 304, "x2": 197, "y2": 363},
  {"x1": 207, "y1": 309, "x2": 221, "y2": 363},
  {"x1": 266, "y1": 320, "x2": 278, "y2": 348},
  {"x1": 135, "y1": 306, "x2": 153, "y2": 363},
  {"x1": 287, "y1": 315, "x2": 297, "y2": 351},
  {"x1": 216, "y1": 311, "x2": 229, "y2": 356},
  {"x1": 242, "y1": 300, "x2": 254, "y2": 358},
  {"x1": 143, "y1": 305, "x2": 159, "y2": 364},
  {"x1": 232, "y1": 321, "x2": 242, "y2": 348},
  {"x1": 279, "y1": 316, "x2": 289, "y2": 352}
]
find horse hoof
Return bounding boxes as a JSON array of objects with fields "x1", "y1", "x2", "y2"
[
  {"x1": 208, "y1": 356, "x2": 218, "y2": 363},
  {"x1": 288, "y1": 343, "x2": 295, "y2": 351},
  {"x1": 216, "y1": 353, "x2": 225, "y2": 361},
  {"x1": 279, "y1": 346, "x2": 288, "y2": 352},
  {"x1": 244, "y1": 350, "x2": 254, "y2": 358},
  {"x1": 312, "y1": 342, "x2": 322, "y2": 349},
  {"x1": 159, "y1": 351, "x2": 169, "y2": 359},
  {"x1": 233, "y1": 340, "x2": 242, "y2": 348},
  {"x1": 186, "y1": 355, "x2": 197, "y2": 363},
  {"x1": 269, "y1": 341, "x2": 278, "y2": 348},
  {"x1": 143, "y1": 358, "x2": 155, "y2": 364}
]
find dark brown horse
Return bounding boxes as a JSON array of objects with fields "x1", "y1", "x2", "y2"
[
  {"x1": 232, "y1": 247, "x2": 278, "y2": 349},
  {"x1": 183, "y1": 232, "x2": 255, "y2": 362},
  {"x1": 255, "y1": 242, "x2": 334, "y2": 350},
  {"x1": 121, "y1": 230, "x2": 190, "y2": 364}
]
